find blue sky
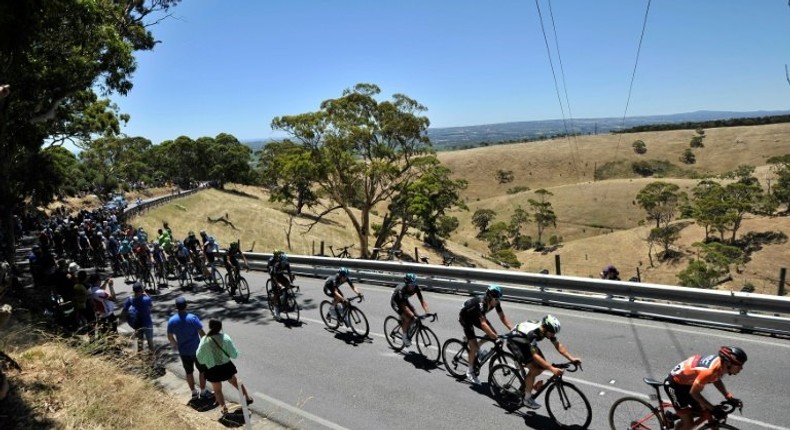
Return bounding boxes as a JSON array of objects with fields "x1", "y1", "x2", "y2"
[{"x1": 113, "y1": 1, "x2": 790, "y2": 144}]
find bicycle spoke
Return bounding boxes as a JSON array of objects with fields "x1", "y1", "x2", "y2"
[{"x1": 608, "y1": 396, "x2": 661, "y2": 430}]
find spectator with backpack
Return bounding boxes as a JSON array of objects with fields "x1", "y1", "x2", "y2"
[{"x1": 123, "y1": 282, "x2": 154, "y2": 352}]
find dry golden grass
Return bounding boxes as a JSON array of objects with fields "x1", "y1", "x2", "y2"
[
  {"x1": 0, "y1": 325, "x2": 229, "y2": 430},
  {"x1": 121, "y1": 123, "x2": 790, "y2": 294}
]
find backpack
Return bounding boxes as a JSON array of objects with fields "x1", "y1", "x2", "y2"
[{"x1": 124, "y1": 297, "x2": 140, "y2": 329}]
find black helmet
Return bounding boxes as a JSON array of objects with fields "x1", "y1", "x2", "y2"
[
  {"x1": 719, "y1": 346, "x2": 747, "y2": 366},
  {"x1": 404, "y1": 273, "x2": 417, "y2": 285},
  {"x1": 338, "y1": 267, "x2": 350, "y2": 277}
]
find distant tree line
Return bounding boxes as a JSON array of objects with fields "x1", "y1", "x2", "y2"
[{"x1": 614, "y1": 115, "x2": 790, "y2": 134}]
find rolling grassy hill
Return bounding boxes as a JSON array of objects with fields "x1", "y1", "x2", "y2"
[{"x1": 130, "y1": 122, "x2": 790, "y2": 295}]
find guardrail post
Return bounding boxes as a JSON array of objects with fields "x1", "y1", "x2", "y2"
[
  {"x1": 554, "y1": 255, "x2": 561, "y2": 275},
  {"x1": 779, "y1": 268, "x2": 787, "y2": 296}
]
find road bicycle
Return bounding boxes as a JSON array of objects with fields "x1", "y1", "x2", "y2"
[
  {"x1": 153, "y1": 259, "x2": 168, "y2": 288},
  {"x1": 441, "y1": 334, "x2": 519, "y2": 380},
  {"x1": 177, "y1": 259, "x2": 194, "y2": 289},
  {"x1": 384, "y1": 312, "x2": 440, "y2": 363},
  {"x1": 489, "y1": 361, "x2": 592, "y2": 429},
  {"x1": 320, "y1": 295, "x2": 369, "y2": 337},
  {"x1": 329, "y1": 244, "x2": 354, "y2": 259},
  {"x1": 372, "y1": 247, "x2": 402, "y2": 261},
  {"x1": 265, "y1": 278, "x2": 300, "y2": 322},
  {"x1": 608, "y1": 377, "x2": 743, "y2": 430},
  {"x1": 204, "y1": 261, "x2": 225, "y2": 291},
  {"x1": 419, "y1": 254, "x2": 456, "y2": 266},
  {"x1": 225, "y1": 265, "x2": 250, "y2": 301}
]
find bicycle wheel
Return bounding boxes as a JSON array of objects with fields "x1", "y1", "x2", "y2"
[
  {"x1": 488, "y1": 350, "x2": 519, "y2": 375},
  {"x1": 265, "y1": 279, "x2": 275, "y2": 313},
  {"x1": 320, "y1": 300, "x2": 340, "y2": 330},
  {"x1": 608, "y1": 396, "x2": 665, "y2": 430},
  {"x1": 441, "y1": 338, "x2": 469, "y2": 379},
  {"x1": 546, "y1": 381, "x2": 592, "y2": 429},
  {"x1": 347, "y1": 307, "x2": 369, "y2": 337},
  {"x1": 237, "y1": 277, "x2": 250, "y2": 301},
  {"x1": 224, "y1": 273, "x2": 233, "y2": 293},
  {"x1": 488, "y1": 364, "x2": 524, "y2": 413},
  {"x1": 209, "y1": 268, "x2": 224, "y2": 291},
  {"x1": 384, "y1": 316, "x2": 404, "y2": 350},
  {"x1": 415, "y1": 326, "x2": 441, "y2": 363},
  {"x1": 283, "y1": 289, "x2": 300, "y2": 322}
]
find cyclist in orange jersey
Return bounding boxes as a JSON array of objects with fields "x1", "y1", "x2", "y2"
[{"x1": 664, "y1": 346, "x2": 746, "y2": 430}]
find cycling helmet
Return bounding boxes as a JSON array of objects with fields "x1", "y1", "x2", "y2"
[
  {"x1": 486, "y1": 284, "x2": 503, "y2": 299},
  {"x1": 719, "y1": 346, "x2": 747, "y2": 366},
  {"x1": 404, "y1": 273, "x2": 417, "y2": 285},
  {"x1": 273, "y1": 249, "x2": 283, "y2": 257},
  {"x1": 132, "y1": 235, "x2": 139, "y2": 242},
  {"x1": 188, "y1": 231, "x2": 195, "y2": 237},
  {"x1": 280, "y1": 254, "x2": 288, "y2": 262},
  {"x1": 541, "y1": 314, "x2": 561, "y2": 334},
  {"x1": 207, "y1": 236, "x2": 215, "y2": 244},
  {"x1": 338, "y1": 267, "x2": 350, "y2": 277},
  {"x1": 153, "y1": 242, "x2": 161, "y2": 249}
]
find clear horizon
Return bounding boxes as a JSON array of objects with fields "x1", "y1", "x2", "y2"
[{"x1": 111, "y1": 1, "x2": 790, "y2": 144}]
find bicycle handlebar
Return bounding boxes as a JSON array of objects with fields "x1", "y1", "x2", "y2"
[
  {"x1": 552, "y1": 361, "x2": 582, "y2": 372},
  {"x1": 419, "y1": 313, "x2": 438, "y2": 323}
]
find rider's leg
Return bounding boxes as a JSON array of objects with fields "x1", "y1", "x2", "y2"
[
  {"x1": 400, "y1": 305, "x2": 415, "y2": 338},
  {"x1": 524, "y1": 362, "x2": 544, "y2": 397}
]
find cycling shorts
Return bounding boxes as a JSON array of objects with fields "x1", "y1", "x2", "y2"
[
  {"x1": 390, "y1": 293, "x2": 415, "y2": 315},
  {"x1": 272, "y1": 274, "x2": 291, "y2": 291},
  {"x1": 459, "y1": 313, "x2": 483, "y2": 340},
  {"x1": 664, "y1": 379, "x2": 701, "y2": 415},
  {"x1": 506, "y1": 337, "x2": 543, "y2": 365}
]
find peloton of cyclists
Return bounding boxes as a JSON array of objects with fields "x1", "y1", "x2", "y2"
[
  {"x1": 664, "y1": 346, "x2": 746, "y2": 430},
  {"x1": 506, "y1": 315, "x2": 581, "y2": 409},
  {"x1": 323, "y1": 267, "x2": 363, "y2": 325},
  {"x1": 390, "y1": 273, "x2": 430, "y2": 350},
  {"x1": 457, "y1": 284, "x2": 514, "y2": 385}
]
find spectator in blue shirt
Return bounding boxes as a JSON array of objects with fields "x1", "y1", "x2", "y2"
[
  {"x1": 123, "y1": 282, "x2": 154, "y2": 352},
  {"x1": 167, "y1": 297, "x2": 211, "y2": 399}
]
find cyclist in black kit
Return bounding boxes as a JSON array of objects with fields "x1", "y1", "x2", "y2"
[
  {"x1": 323, "y1": 267, "x2": 362, "y2": 322},
  {"x1": 458, "y1": 284, "x2": 514, "y2": 384},
  {"x1": 506, "y1": 315, "x2": 581, "y2": 409},
  {"x1": 390, "y1": 273, "x2": 430, "y2": 349}
]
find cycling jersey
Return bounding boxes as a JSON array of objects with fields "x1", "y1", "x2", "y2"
[
  {"x1": 458, "y1": 296, "x2": 502, "y2": 339},
  {"x1": 323, "y1": 273, "x2": 352, "y2": 296},
  {"x1": 390, "y1": 283, "x2": 424, "y2": 314},
  {"x1": 506, "y1": 320, "x2": 558, "y2": 364},
  {"x1": 669, "y1": 354, "x2": 724, "y2": 386}
]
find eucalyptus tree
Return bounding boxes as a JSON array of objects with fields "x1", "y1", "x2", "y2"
[
  {"x1": 270, "y1": 83, "x2": 434, "y2": 258},
  {"x1": 0, "y1": 0, "x2": 181, "y2": 257}
]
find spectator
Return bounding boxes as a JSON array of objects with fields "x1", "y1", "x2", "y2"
[
  {"x1": 72, "y1": 269, "x2": 92, "y2": 326},
  {"x1": 123, "y1": 282, "x2": 154, "y2": 352},
  {"x1": 89, "y1": 274, "x2": 116, "y2": 334},
  {"x1": 600, "y1": 265, "x2": 620, "y2": 280},
  {"x1": 167, "y1": 297, "x2": 211, "y2": 400},
  {"x1": 196, "y1": 319, "x2": 253, "y2": 415}
]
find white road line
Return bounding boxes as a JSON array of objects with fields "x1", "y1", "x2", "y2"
[{"x1": 252, "y1": 391, "x2": 351, "y2": 430}]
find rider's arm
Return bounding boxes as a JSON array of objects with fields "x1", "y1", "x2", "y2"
[
  {"x1": 415, "y1": 288, "x2": 429, "y2": 313},
  {"x1": 347, "y1": 279, "x2": 362, "y2": 296},
  {"x1": 690, "y1": 377, "x2": 716, "y2": 412},
  {"x1": 712, "y1": 379, "x2": 732, "y2": 401},
  {"x1": 552, "y1": 339, "x2": 581, "y2": 363},
  {"x1": 531, "y1": 345, "x2": 562, "y2": 376},
  {"x1": 479, "y1": 316, "x2": 498, "y2": 340},
  {"x1": 496, "y1": 306, "x2": 514, "y2": 331}
]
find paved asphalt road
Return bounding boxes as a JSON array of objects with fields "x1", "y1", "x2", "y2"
[{"x1": 114, "y1": 268, "x2": 789, "y2": 430}]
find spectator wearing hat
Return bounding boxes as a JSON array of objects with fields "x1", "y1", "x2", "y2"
[
  {"x1": 123, "y1": 282, "x2": 154, "y2": 352},
  {"x1": 167, "y1": 297, "x2": 211, "y2": 399},
  {"x1": 196, "y1": 319, "x2": 253, "y2": 415}
]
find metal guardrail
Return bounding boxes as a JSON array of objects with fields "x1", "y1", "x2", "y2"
[
  {"x1": 238, "y1": 252, "x2": 790, "y2": 336},
  {"x1": 123, "y1": 188, "x2": 201, "y2": 219}
]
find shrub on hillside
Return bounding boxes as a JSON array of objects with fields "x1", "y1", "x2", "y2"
[{"x1": 489, "y1": 249, "x2": 521, "y2": 268}]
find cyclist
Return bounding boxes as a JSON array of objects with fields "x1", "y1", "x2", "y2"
[
  {"x1": 174, "y1": 241, "x2": 191, "y2": 283},
  {"x1": 151, "y1": 242, "x2": 168, "y2": 280},
  {"x1": 390, "y1": 273, "x2": 430, "y2": 349},
  {"x1": 269, "y1": 251, "x2": 296, "y2": 319},
  {"x1": 324, "y1": 267, "x2": 362, "y2": 323},
  {"x1": 664, "y1": 346, "x2": 746, "y2": 430},
  {"x1": 203, "y1": 236, "x2": 219, "y2": 268},
  {"x1": 457, "y1": 284, "x2": 514, "y2": 384},
  {"x1": 506, "y1": 315, "x2": 581, "y2": 409},
  {"x1": 223, "y1": 240, "x2": 248, "y2": 296}
]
